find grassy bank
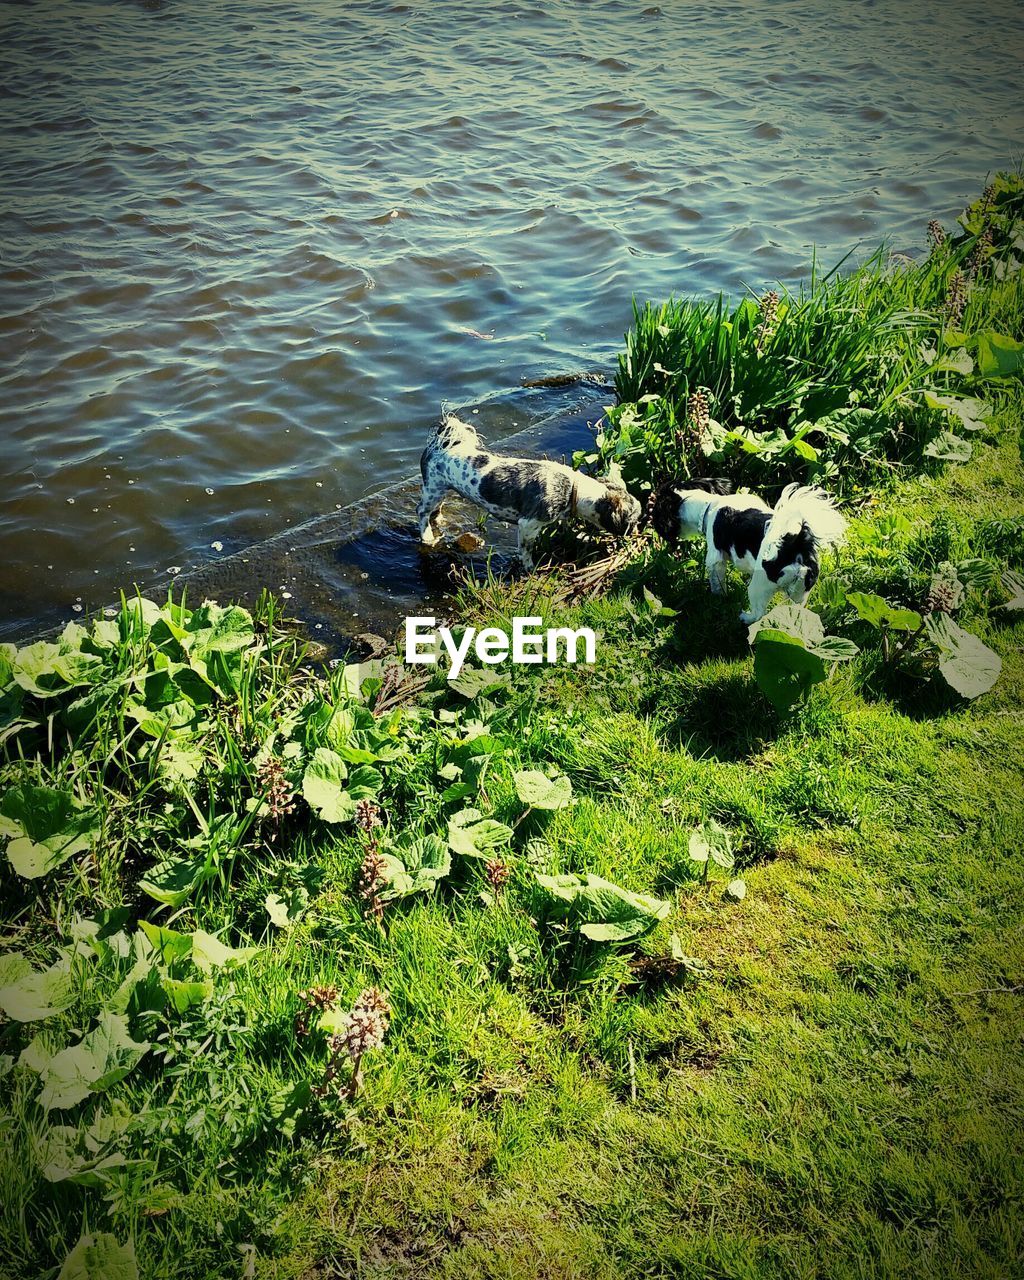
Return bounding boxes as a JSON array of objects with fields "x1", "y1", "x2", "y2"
[{"x1": 2, "y1": 180, "x2": 1023, "y2": 1280}]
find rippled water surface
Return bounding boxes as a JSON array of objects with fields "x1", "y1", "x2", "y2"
[{"x1": 2, "y1": 0, "x2": 1023, "y2": 638}]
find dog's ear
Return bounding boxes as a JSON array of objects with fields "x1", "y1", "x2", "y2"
[
  {"x1": 650, "y1": 478, "x2": 684, "y2": 543},
  {"x1": 595, "y1": 489, "x2": 637, "y2": 536}
]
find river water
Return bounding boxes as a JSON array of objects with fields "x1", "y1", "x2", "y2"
[{"x1": 2, "y1": 0, "x2": 1023, "y2": 642}]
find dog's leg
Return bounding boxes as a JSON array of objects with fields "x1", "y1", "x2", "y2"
[
  {"x1": 705, "y1": 546, "x2": 728, "y2": 595},
  {"x1": 740, "y1": 568, "x2": 776, "y2": 624},
  {"x1": 417, "y1": 479, "x2": 448, "y2": 547},
  {"x1": 517, "y1": 518, "x2": 544, "y2": 570}
]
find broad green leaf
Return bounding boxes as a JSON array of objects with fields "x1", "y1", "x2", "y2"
[
  {"x1": 924, "y1": 614, "x2": 1001, "y2": 699},
  {"x1": 19, "y1": 1033, "x2": 56, "y2": 1074},
  {"x1": 138, "y1": 920, "x2": 193, "y2": 967},
  {"x1": 191, "y1": 930, "x2": 259, "y2": 975},
  {"x1": 845, "y1": 592, "x2": 923, "y2": 632},
  {"x1": 36, "y1": 1124, "x2": 128, "y2": 1187},
  {"x1": 689, "y1": 820, "x2": 734, "y2": 871},
  {"x1": 87, "y1": 619, "x2": 121, "y2": 652},
  {"x1": 124, "y1": 695, "x2": 200, "y2": 740},
  {"x1": 347, "y1": 763, "x2": 383, "y2": 799},
  {"x1": 449, "y1": 734, "x2": 506, "y2": 766},
  {"x1": 1, "y1": 784, "x2": 99, "y2": 879},
  {"x1": 746, "y1": 604, "x2": 824, "y2": 648},
  {"x1": 340, "y1": 659, "x2": 383, "y2": 699},
  {"x1": 448, "y1": 667, "x2": 508, "y2": 700},
  {"x1": 536, "y1": 872, "x2": 670, "y2": 944},
  {"x1": 753, "y1": 633, "x2": 827, "y2": 713},
  {"x1": 265, "y1": 887, "x2": 309, "y2": 929},
  {"x1": 153, "y1": 741, "x2": 204, "y2": 785},
  {"x1": 58, "y1": 1233, "x2": 138, "y2": 1280},
  {"x1": 930, "y1": 348, "x2": 973, "y2": 377},
  {"x1": 380, "y1": 835, "x2": 451, "y2": 900},
  {"x1": 513, "y1": 769, "x2": 573, "y2": 811},
  {"x1": 301, "y1": 748, "x2": 381, "y2": 823},
  {"x1": 12, "y1": 636, "x2": 104, "y2": 698},
  {"x1": 138, "y1": 856, "x2": 206, "y2": 908},
  {"x1": 447, "y1": 809, "x2": 513, "y2": 859},
  {"x1": 997, "y1": 569, "x2": 1024, "y2": 611},
  {"x1": 182, "y1": 602, "x2": 257, "y2": 697},
  {"x1": 161, "y1": 978, "x2": 212, "y2": 1014},
  {"x1": 922, "y1": 392, "x2": 992, "y2": 432},
  {"x1": 923, "y1": 430, "x2": 971, "y2": 463},
  {"x1": 811, "y1": 636, "x2": 860, "y2": 661},
  {"x1": 973, "y1": 329, "x2": 1024, "y2": 379},
  {"x1": 0, "y1": 954, "x2": 76, "y2": 1021},
  {"x1": 0, "y1": 643, "x2": 14, "y2": 690},
  {"x1": 266, "y1": 1079, "x2": 312, "y2": 1139},
  {"x1": 725, "y1": 878, "x2": 747, "y2": 901},
  {"x1": 0, "y1": 952, "x2": 31, "y2": 986},
  {"x1": 38, "y1": 1013, "x2": 149, "y2": 1111},
  {"x1": 441, "y1": 780, "x2": 476, "y2": 804},
  {"x1": 956, "y1": 558, "x2": 1001, "y2": 592},
  {"x1": 302, "y1": 747, "x2": 351, "y2": 820},
  {"x1": 107, "y1": 956, "x2": 161, "y2": 1018}
]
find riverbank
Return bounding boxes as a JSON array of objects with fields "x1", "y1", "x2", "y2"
[{"x1": 2, "y1": 180, "x2": 1023, "y2": 1280}]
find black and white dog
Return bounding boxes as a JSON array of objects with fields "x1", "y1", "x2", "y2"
[
  {"x1": 418, "y1": 413, "x2": 642, "y2": 568},
  {"x1": 651, "y1": 477, "x2": 847, "y2": 623}
]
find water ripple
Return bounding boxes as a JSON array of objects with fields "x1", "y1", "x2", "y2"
[{"x1": 1, "y1": 0, "x2": 1023, "y2": 636}]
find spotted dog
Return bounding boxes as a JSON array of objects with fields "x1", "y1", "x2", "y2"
[
  {"x1": 651, "y1": 477, "x2": 847, "y2": 623},
  {"x1": 418, "y1": 412, "x2": 641, "y2": 568}
]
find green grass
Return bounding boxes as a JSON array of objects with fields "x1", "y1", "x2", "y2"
[
  {"x1": 1, "y1": 182, "x2": 1023, "y2": 1279},
  {"x1": 598, "y1": 171, "x2": 1024, "y2": 500}
]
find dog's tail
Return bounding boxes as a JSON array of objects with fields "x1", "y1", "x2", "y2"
[
  {"x1": 767, "y1": 483, "x2": 847, "y2": 549},
  {"x1": 649, "y1": 475, "x2": 732, "y2": 541}
]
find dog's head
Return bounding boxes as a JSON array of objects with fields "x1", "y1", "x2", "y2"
[
  {"x1": 592, "y1": 475, "x2": 642, "y2": 537},
  {"x1": 436, "y1": 411, "x2": 480, "y2": 450},
  {"x1": 762, "y1": 521, "x2": 819, "y2": 589},
  {"x1": 760, "y1": 484, "x2": 844, "y2": 588}
]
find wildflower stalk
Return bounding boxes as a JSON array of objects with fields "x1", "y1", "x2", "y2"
[
  {"x1": 355, "y1": 800, "x2": 386, "y2": 922},
  {"x1": 322, "y1": 987, "x2": 390, "y2": 1100},
  {"x1": 255, "y1": 756, "x2": 295, "y2": 840},
  {"x1": 944, "y1": 269, "x2": 968, "y2": 326},
  {"x1": 754, "y1": 289, "x2": 780, "y2": 353}
]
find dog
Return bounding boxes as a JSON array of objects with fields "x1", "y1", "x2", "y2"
[
  {"x1": 651, "y1": 477, "x2": 846, "y2": 623},
  {"x1": 418, "y1": 412, "x2": 642, "y2": 568}
]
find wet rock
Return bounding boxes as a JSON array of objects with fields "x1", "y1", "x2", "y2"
[
  {"x1": 347, "y1": 632, "x2": 390, "y2": 661},
  {"x1": 454, "y1": 531, "x2": 486, "y2": 553}
]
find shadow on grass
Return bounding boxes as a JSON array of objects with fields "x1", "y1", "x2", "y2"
[
  {"x1": 856, "y1": 652, "x2": 967, "y2": 721},
  {"x1": 649, "y1": 666, "x2": 781, "y2": 762}
]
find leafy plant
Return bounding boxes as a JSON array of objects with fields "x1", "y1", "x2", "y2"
[
  {"x1": 57, "y1": 1233, "x2": 138, "y2": 1280},
  {"x1": 1, "y1": 784, "x2": 99, "y2": 879},
  {"x1": 0, "y1": 953, "x2": 77, "y2": 1022},
  {"x1": 513, "y1": 769, "x2": 573, "y2": 812},
  {"x1": 687, "y1": 820, "x2": 736, "y2": 882},
  {"x1": 748, "y1": 606, "x2": 859, "y2": 713},
  {"x1": 32, "y1": 1013, "x2": 150, "y2": 1112},
  {"x1": 846, "y1": 588, "x2": 1001, "y2": 699},
  {"x1": 379, "y1": 834, "x2": 452, "y2": 901},
  {"x1": 536, "y1": 872, "x2": 670, "y2": 943},
  {"x1": 447, "y1": 807, "x2": 513, "y2": 859}
]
